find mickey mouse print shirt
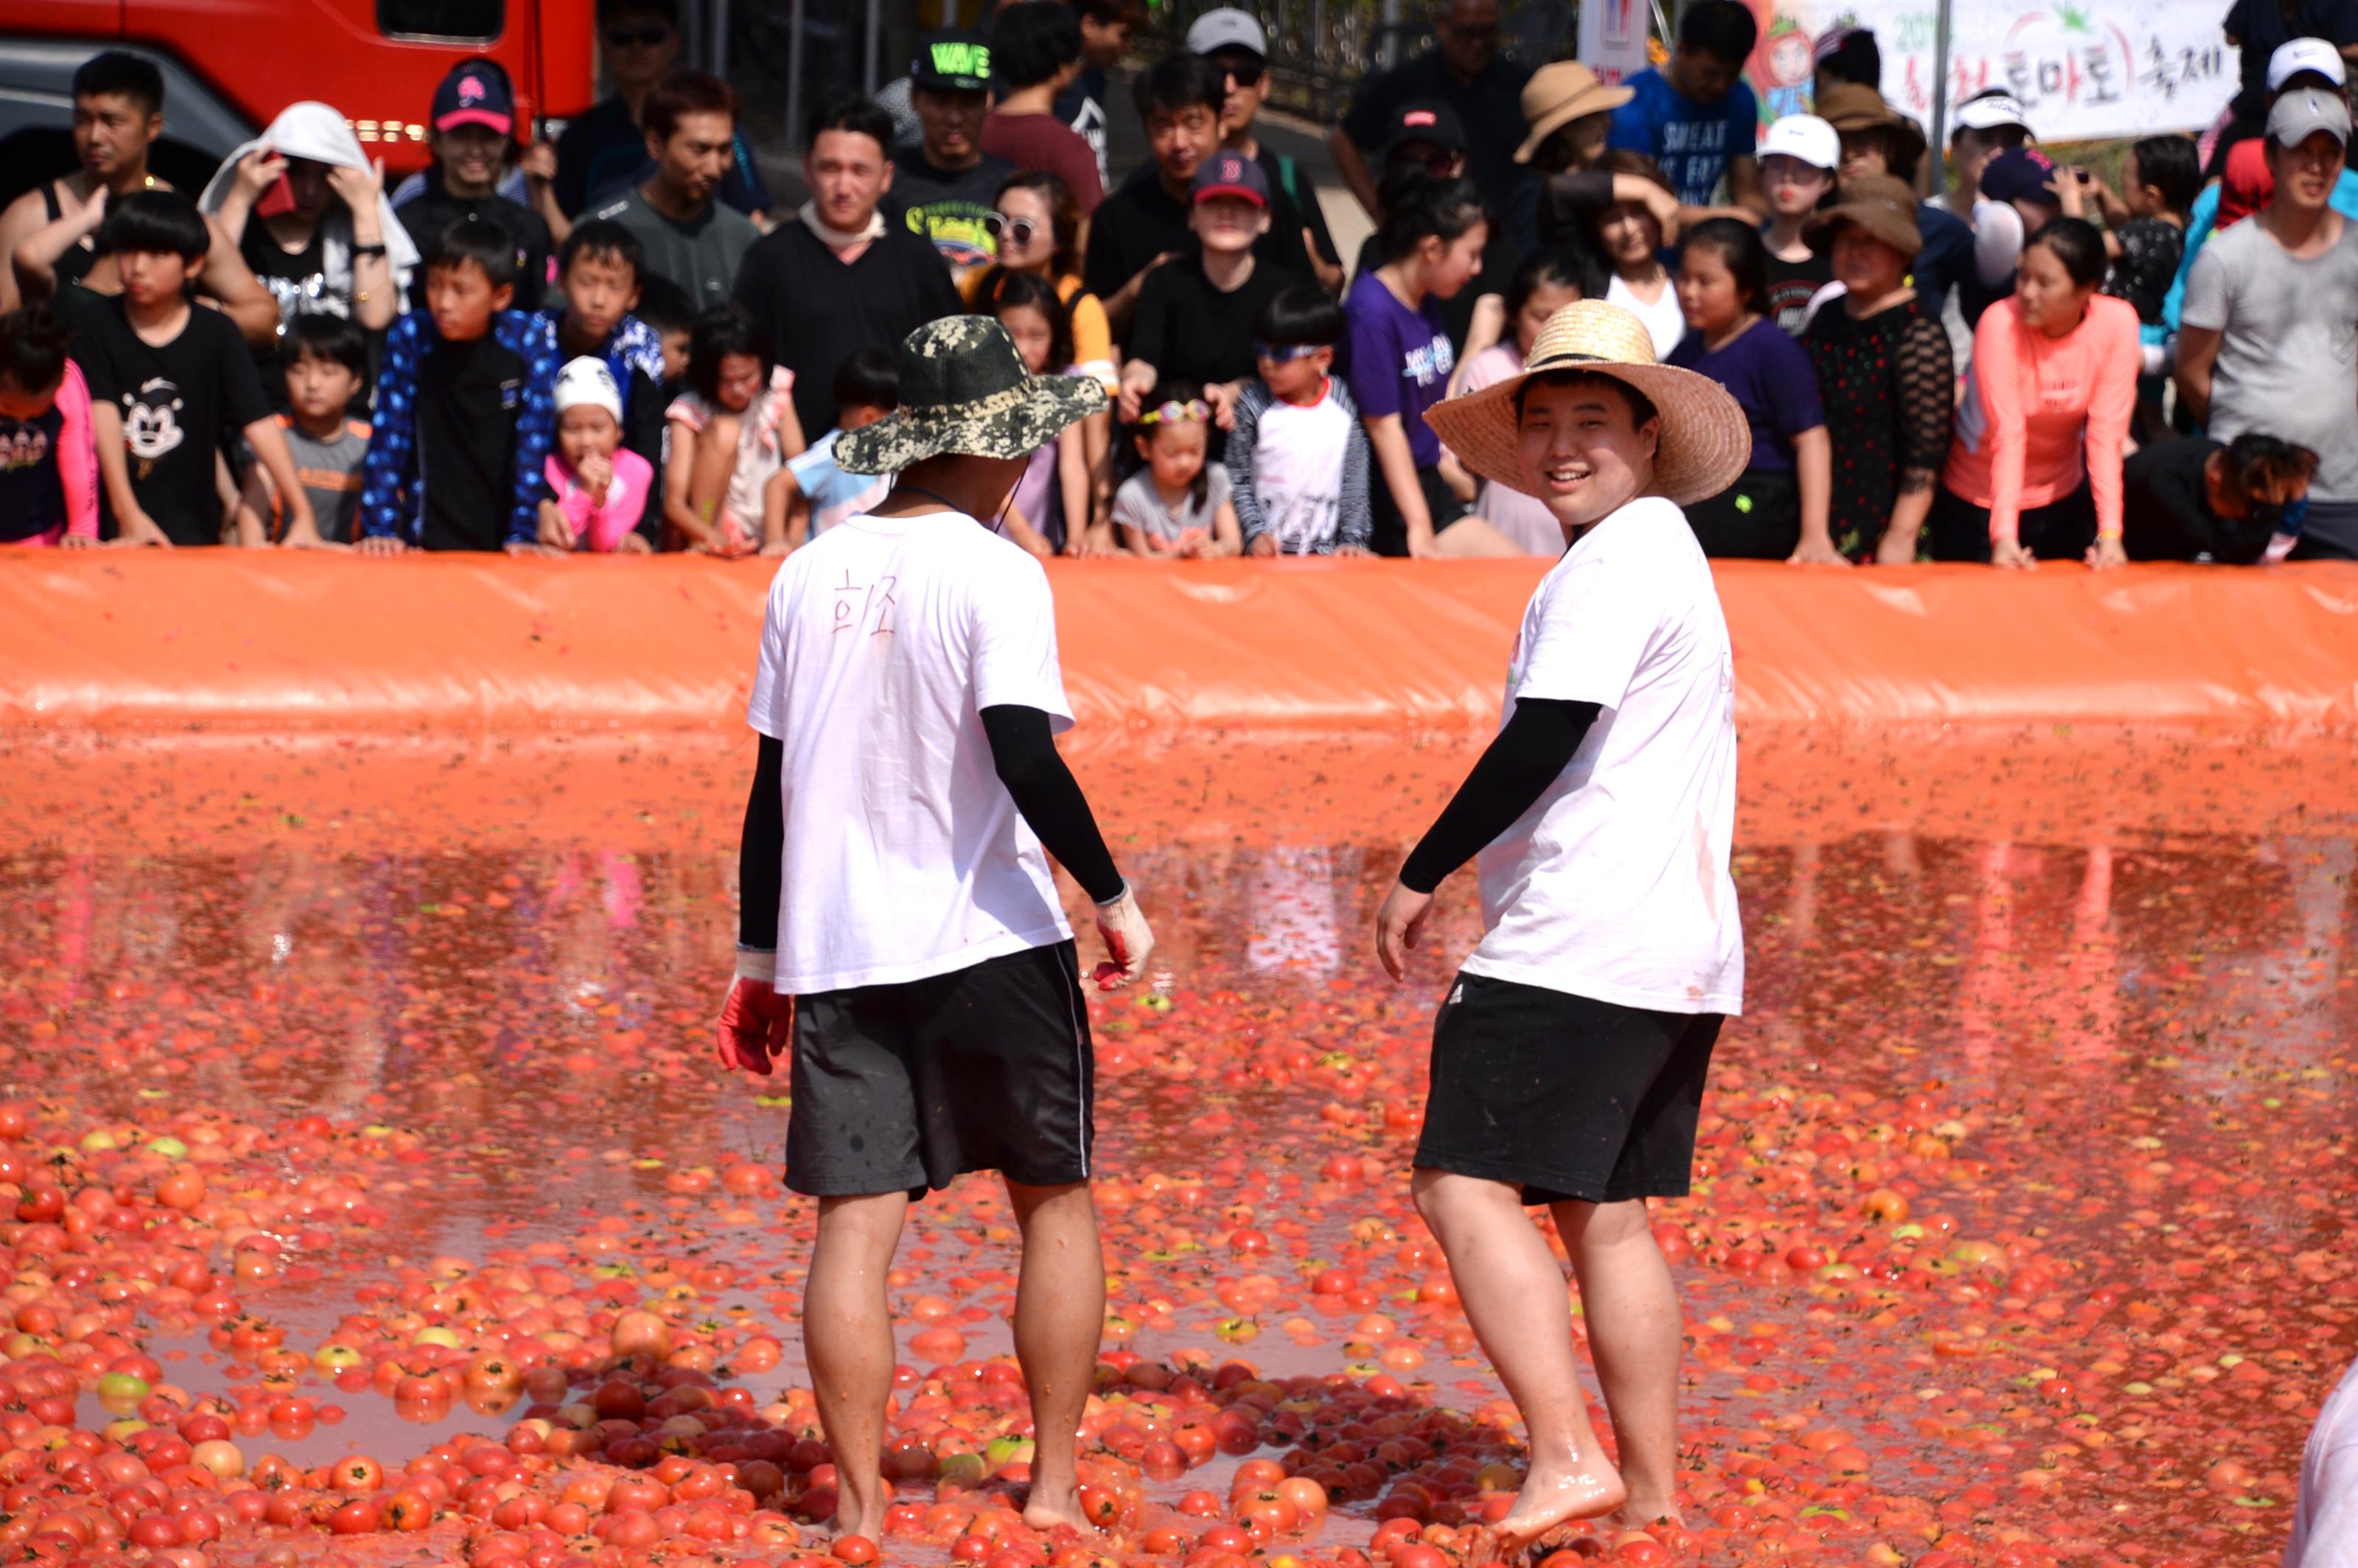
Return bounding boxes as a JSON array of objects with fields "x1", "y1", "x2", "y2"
[{"x1": 66, "y1": 290, "x2": 270, "y2": 545}]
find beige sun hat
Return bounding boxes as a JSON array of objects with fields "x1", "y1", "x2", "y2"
[
  {"x1": 1424, "y1": 300, "x2": 1752, "y2": 507},
  {"x1": 1514, "y1": 62, "x2": 1635, "y2": 164}
]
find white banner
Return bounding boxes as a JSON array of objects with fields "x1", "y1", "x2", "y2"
[
  {"x1": 1580, "y1": 0, "x2": 1654, "y2": 87},
  {"x1": 1743, "y1": 1, "x2": 2242, "y2": 145}
]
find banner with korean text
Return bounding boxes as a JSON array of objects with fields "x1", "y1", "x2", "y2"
[{"x1": 1741, "y1": 1, "x2": 2241, "y2": 143}]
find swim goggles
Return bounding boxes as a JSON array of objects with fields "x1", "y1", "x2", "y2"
[
  {"x1": 1253, "y1": 340, "x2": 1323, "y2": 363},
  {"x1": 1136, "y1": 399, "x2": 1211, "y2": 425}
]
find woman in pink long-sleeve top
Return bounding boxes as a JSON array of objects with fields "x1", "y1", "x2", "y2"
[{"x1": 1933, "y1": 217, "x2": 2141, "y2": 570}]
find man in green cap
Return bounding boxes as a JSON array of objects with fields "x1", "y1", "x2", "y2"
[
  {"x1": 886, "y1": 27, "x2": 1018, "y2": 274},
  {"x1": 717, "y1": 315, "x2": 1153, "y2": 1543}
]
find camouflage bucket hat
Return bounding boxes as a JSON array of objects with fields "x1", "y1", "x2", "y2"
[{"x1": 835, "y1": 317, "x2": 1108, "y2": 475}]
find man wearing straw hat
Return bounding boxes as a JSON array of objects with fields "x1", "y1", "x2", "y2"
[
  {"x1": 717, "y1": 314, "x2": 1155, "y2": 1543},
  {"x1": 1376, "y1": 298, "x2": 1750, "y2": 1547}
]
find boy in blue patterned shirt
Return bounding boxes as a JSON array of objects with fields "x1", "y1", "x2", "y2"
[{"x1": 358, "y1": 222, "x2": 561, "y2": 552}]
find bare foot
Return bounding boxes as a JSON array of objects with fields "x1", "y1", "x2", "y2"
[
  {"x1": 1600, "y1": 1499, "x2": 1683, "y2": 1533},
  {"x1": 1469, "y1": 1463, "x2": 1628, "y2": 1561},
  {"x1": 828, "y1": 1513, "x2": 887, "y2": 1546},
  {"x1": 1021, "y1": 1481, "x2": 1097, "y2": 1534}
]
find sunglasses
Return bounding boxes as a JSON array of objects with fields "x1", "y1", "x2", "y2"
[
  {"x1": 1212, "y1": 53, "x2": 1266, "y2": 87},
  {"x1": 604, "y1": 24, "x2": 671, "y2": 47},
  {"x1": 982, "y1": 211, "x2": 1042, "y2": 246},
  {"x1": 1254, "y1": 340, "x2": 1321, "y2": 363},
  {"x1": 1136, "y1": 398, "x2": 1211, "y2": 426}
]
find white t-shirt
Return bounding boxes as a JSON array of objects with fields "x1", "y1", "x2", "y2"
[
  {"x1": 1252, "y1": 388, "x2": 1354, "y2": 550},
  {"x1": 1462, "y1": 495, "x2": 1743, "y2": 1015},
  {"x1": 744, "y1": 510, "x2": 1076, "y2": 995},
  {"x1": 2289, "y1": 1356, "x2": 2358, "y2": 1568}
]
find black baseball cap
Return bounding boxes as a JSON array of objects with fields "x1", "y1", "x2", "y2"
[
  {"x1": 912, "y1": 29, "x2": 993, "y2": 92},
  {"x1": 1385, "y1": 99, "x2": 1468, "y2": 157}
]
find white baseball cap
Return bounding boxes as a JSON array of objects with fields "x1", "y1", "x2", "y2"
[
  {"x1": 1760, "y1": 114, "x2": 1839, "y2": 171},
  {"x1": 2269, "y1": 36, "x2": 2348, "y2": 91},
  {"x1": 1186, "y1": 7, "x2": 1268, "y2": 58},
  {"x1": 553, "y1": 357, "x2": 623, "y2": 423},
  {"x1": 1954, "y1": 91, "x2": 2031, "y2": 133}
]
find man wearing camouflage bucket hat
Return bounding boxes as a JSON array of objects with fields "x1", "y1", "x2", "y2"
[
  {"x1": 1374, "y1": 299, "x2": 1749, "y2": 1545},
  {"x1": 718, "y1": 315, "x2": 1152, "y2": 1542}
]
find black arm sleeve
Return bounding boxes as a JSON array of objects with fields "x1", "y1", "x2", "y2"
[
  {"x1": 979, "y1": 704, "x2": 1127, "y2": 904},
  {"x1": 1397, "y1": 699, "x2": 1601, "y2": 895},
  {"x1": 738, "y1": 734, "x2": 784, "y2": 951}
]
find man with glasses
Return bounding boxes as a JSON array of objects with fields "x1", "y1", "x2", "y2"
[
  {"x1": 549, "y1": 0, "x2": 773, "y2": 228},
  {"x1": 1187, "y1": 7, "x2": 1342, "y2": 293},
  {"x1": 1331, "y1": 0, "x2": 1534, "y2": 225}
]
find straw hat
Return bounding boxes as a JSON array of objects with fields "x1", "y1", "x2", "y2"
[
  {"x1": 836, "y1": 315, "x2": 1106, "y2": 475},
  {"x1": 1424, "y1": 300, "x2": 1751, "y2": 508},
  {"x1": 1802, "y1": 172, "x2": 1923, "y2": 259},
  {"x1": 1514, "y1": 63, "x2": 1634, "y2": 164}
]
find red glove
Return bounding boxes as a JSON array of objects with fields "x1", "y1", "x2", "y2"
[{"x1": 717, "y1": 953, "x2": 794, "y2": 1076}]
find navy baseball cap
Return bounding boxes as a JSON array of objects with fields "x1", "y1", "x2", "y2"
[
  {"x1": 1980, "y1": 146, "x2": 2060, "y2": 206},
  {"x1": 1192, "y1": 148, "x2": 1269, "y2": 206},
  {"x1": 433, "y1": 60, "x2": 515, "y2": 136},
  {"x1": 912, "y1": 29, "x2": 993, "y2": 92}
]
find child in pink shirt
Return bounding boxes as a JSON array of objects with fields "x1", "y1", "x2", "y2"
[
  {"x1": 540, "y1": 357, "x2": 654, "y2": 553},
  {"x1": 0, "y1": 307, "x2": 99, "y2": 547},
  {"x1": 1934, "y1": 217, "x2": 2141, "y2": 569}
]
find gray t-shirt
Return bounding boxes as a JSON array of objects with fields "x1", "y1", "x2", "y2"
[
  {"x1": 2181, "y1": 215, "x2": 2358, "y2": 526},
  {"x1": 281, "y1": 416, "x2": 369, "y2": 544},
  {"x1": 1113, "y1": 462, "x2": 1233, "y2": 547},
  {"x1": 588, "y1": 188, "x2": 759, "y2": 310}
]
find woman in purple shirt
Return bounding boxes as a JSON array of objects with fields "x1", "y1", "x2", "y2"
[
  {"x1": 1343, "y1": 167, "x2": 1521, "y2": 557},
  {"x1": 1666, "y1": 218, "x2": 1832, "y2": 560}
]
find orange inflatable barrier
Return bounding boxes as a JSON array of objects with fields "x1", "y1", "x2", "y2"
[{"x1": 1, "y1": 553, "x2": 2354, "y2": 734}]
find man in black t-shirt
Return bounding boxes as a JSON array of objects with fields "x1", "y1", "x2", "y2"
[
  {"x1": 68, "y1": 192, "x2": 316, "y2": 546},
  {"x1": 395, "y1": 61, "x2": 556, "y2": 312},
  {"x1": 1084, "y1": 55, "x2": 1318, "y2": 340},
  {"x1": 1188, "y1": 7, "x2": 1343, "y2": 292},
  {"x1": 1331, "y1": 0, "x2": 1535, "y2": 222},
  {"x1": 884, "y1": 30, "x2": 1017, "y2": 276},
  {"x1": 734, "y1": 95, "x2": 964, "y2": 444}
]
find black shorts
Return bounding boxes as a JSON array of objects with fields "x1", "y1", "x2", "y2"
[
  {"x1": 1413, "y1": 972, "x2": 1722, "y2": 1205},
  {"x1": 1371, "y1": 463, "x2": 1472, "y2": 556},
  {"x1": 785, "y1": 940, "x2": 1094, "y2": 1199},
  {"x1": 1684, "y1": 467, "x2": 1800, "y2": 559}
]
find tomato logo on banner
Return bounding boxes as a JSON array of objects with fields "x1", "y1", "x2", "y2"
[{"x1": 1996, "y1": 8, "x2": 2136, "y2": 114}]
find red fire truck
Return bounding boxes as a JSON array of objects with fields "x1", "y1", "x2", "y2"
[{"x1": 0, "y1": 0, "x2": 598, "y2": 202}]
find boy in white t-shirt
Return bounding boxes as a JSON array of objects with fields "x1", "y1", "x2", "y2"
[
  {"x1": 716, "y1": 316, "x2": 1153, "y2": 1545},
  {"x1": 1387, "y1": 301, "x2": 1752, "y2": 1548},
  {"x1": 1232, "y1": 281, "x2": 1374, "y2": 555}
]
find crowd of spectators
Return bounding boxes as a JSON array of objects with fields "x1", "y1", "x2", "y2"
[{"x1": 0, "y1": 0, "x2": 2351, "y2": 564}]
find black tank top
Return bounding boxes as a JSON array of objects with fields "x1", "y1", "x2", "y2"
[{"x1": 41, "y1": 183, "x2": 102, "y2": 289}]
